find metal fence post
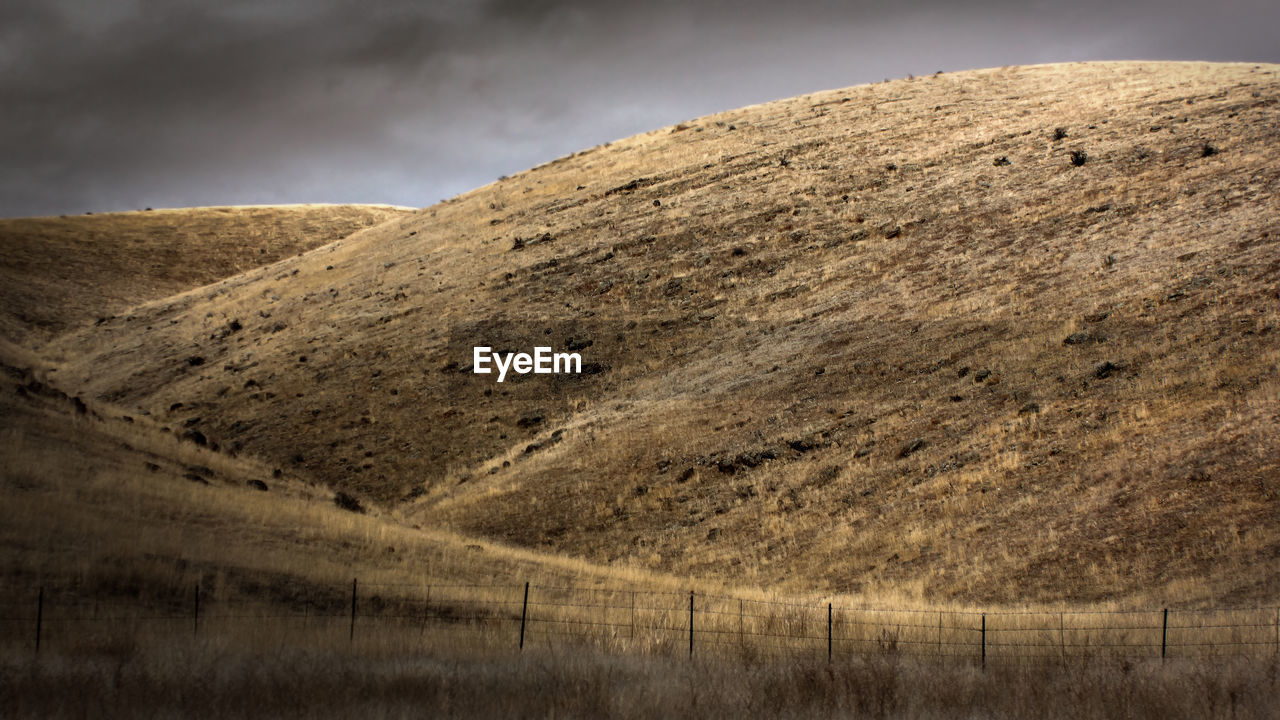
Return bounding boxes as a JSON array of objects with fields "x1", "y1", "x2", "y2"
[
  {"x1": 981, "y1": 614, "x2": 986, "y2": 670},
  {"x1": 827, "y1": 603, "x2": 833, "y2": 661},
  {"x1": 349, "y1": 578, "x2": 357, "y2": 643},
  {"x1": 519, "y1": 582, "x2": 529, "y2": 651},
  {"x1": 689, "y1": 591, "x2": 694, "y2": 657},
  {"x1": 1161, "y1": 608, "x2": 1168, "y2": 662}
]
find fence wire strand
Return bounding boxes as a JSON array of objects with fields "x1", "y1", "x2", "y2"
[{"x1": 5, "y1": 582, "x2": 1280, "y2": 661}]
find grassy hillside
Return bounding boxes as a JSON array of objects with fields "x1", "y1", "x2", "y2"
[
  {"x1": 0, "y1": 204, "x2": 414, "y2": 344},
  {"x1": 0, "y1": 345, "x2": 727, "y2": 611},
  {"x1": 35, "y1": 61, "x2": 1280, "y2": 606}
]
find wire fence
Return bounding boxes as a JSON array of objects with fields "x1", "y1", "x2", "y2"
[{"x1": 3, "y1": 580, "x2": 1279, "y2": 666}]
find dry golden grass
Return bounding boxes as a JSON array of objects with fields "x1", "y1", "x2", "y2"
[
  {"x1": 8, "y1": 62, "x2": 1280, "y2": 612},
  {"x1": 0, "y1": 368, "x2": 719, "y2": 609},
  {"x1": 3, "y1": 640, "x2": 1278, "y2": 719},
  {"x1": 2, "y1": 343, "x2": 779, "y2": 631}
]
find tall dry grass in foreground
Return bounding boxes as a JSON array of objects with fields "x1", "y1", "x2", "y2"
[{"x1": 2, "y1": 636, "x2": 1277, "y2": 719}]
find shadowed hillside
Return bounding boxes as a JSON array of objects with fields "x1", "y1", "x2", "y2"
[
  {"x1": 0, "y1": 204, "x2": 414, "y2": 344},
  {"x1": 36, "y1": 62, "x2": 1280, "y2": 605},
  {"x1": 0, "y1": 343, "x2": 718, "y2": 614}
]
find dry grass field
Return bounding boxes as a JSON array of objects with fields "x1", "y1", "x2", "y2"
[
  {"x1": 2, "y1": 61, "x2": 1280, "y2": 716},
  {"x1": 5, "y1": 643, "x2": 1277, "y2": 719},
  {"x1": 0, "y1": 347, "x2": 718, "y2": 611}
]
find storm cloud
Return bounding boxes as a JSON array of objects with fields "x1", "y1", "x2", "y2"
[{"x1": 1, "y1": 0, "x2": 1277, "y2": 216}]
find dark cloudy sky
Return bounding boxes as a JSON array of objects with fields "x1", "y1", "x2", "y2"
[{"x1": 2, "y1": 0, "x2": 1277, "y2": 217}]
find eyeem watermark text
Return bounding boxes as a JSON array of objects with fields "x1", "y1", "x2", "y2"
[{"x1": 473, "y1": 346, "x2": 582, "y2": 382}]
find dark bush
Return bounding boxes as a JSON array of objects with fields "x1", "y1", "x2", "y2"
[
  {"x1": 1070, "y1": 150, "x2": 1088, "y2": 167},
  {"x1": 1094, "y1": 360, "x2": 1118, "y2": 379},
  {"x1": 333, "y1": 491, "x2": 365, "y2": 513},
  {"x1": 898, "y1": 438, "x2": 926, "y2": 458}
]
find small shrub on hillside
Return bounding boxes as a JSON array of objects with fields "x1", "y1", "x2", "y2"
[{"x1": 333, "y1": 491, "x2": 365, "y2": 514}]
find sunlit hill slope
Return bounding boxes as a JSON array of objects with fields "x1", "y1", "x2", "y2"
[{"x1": 16, "y1": 62, "x2": 1280, "y2": 605}]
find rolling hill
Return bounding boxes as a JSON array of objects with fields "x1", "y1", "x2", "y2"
[
  {"x1": 0, "y1": 204, "x2": 414, "y2": 345},
  {"x1": 13, "y1": 61, "x2": 1280, "y2": 606}
]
